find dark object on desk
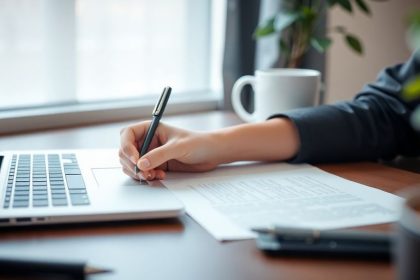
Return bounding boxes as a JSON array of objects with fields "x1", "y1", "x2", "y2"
[
  {"x1": 395, "y1": 187, "x2": 420, "y2": 280},
  {"x1": 0, "y1": 258, "x2": 111, "y2": 280},
  {"x1": 253, "y1": 227, "x2": 392, "y2": 260}
]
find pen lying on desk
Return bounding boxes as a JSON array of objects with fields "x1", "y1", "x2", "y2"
[
  {"x1": 252, "y1": 226, "x2": 393, "y2": 259},
  {"x1": 0, "y1": 257, "x2": 112, "y2": 279}
]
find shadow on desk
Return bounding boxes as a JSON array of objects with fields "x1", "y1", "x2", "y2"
[{"x1": 0, "y1": 218, "x2": 184, "y2": 241}]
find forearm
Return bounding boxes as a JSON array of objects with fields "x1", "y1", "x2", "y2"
[
  {"x1": 212, "y1": 118, "x2": 300, "y2": 164},
  {"x1": 275, "y1": 52, "x2": 420, "y2": 163}
]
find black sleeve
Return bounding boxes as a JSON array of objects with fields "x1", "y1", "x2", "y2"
[{"x1": 270, "y1": 51, "x2": 420, "y2": 164}]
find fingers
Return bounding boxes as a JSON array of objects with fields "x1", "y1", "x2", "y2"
[
  {"x1": 140, "y1": 169, "x2": 166, "y2": 181},
  {"x1": 120, "y1": 121, "x2": 176, "y2": 181},
  {"x1": 119, "y1": 123, "x2": 149, "y2": 180},
  {"x1": 120, "y1": 130, "x2": 141, "y2": 162},
  {"x1": 121, "y1": 154, "x2": 167, "y2": 181},
  {"x1": 137, "y1": 142, "x2": 180, "y2": 172}
]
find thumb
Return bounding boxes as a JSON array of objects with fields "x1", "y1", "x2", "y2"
[{"x1": 137, "y1": 143, "x2": 179, "y2": 171}]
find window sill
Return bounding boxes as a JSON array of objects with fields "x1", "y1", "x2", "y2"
[{"x1": 0, "y1": 91, "x2": 221, "y2": 135}]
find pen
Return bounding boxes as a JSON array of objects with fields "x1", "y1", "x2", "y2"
[
  {"x1": 0, "y1": 257, "x2": 112, "y2": 279},
  {"x1": 252, "y1": 226, "x2": 392, "y2": 259},
  {"x1": 135, "y1": 86, "x2": 172, "y2": 175}
]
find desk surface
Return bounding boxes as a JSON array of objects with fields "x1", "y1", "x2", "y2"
[{"x1": 1, "y1": 111, "x2": 419, "y2": 280}]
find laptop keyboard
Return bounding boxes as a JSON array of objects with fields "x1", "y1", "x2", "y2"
[{"x1": 3, "y1": 153, "x2": 90, "y2": 208}]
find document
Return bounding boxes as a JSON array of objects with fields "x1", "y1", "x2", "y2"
[{"x1": 163, "y1": 163, "x2": 402, "y2": 241}]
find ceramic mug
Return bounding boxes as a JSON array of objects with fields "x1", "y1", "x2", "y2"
[
  {"x1": 231, "y1": 68, "x2": 321, "y2": 122},
  {"x1": 395, "y1": 187, "x2": 420, "y2": 280}
]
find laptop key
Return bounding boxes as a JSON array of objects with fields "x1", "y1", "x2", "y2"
[
  {"x1": 33, "y1": 190, "x2": 48, "y2": 195},
  {"x1": 32, "y1": 178, "x2": 47, "y2": 182},
  {"x1": 64, "y1": 169, "x2": 81, "y2": 175},
  {"x1": 50, "y1": 180, "x2": 64, "y2": 185},
  {"x1": 13, "y1": 201, "x2": 29, "y2": 208},
  {"x1": 66, "y1": 175, "x2": 86, "y2": 190},
  {"x1": 15, "y1": 186, "x2": 29, "y2": 191},
  {"x1": 51, "y1": 189, "x2": 66, "y2": 194},
  {"x1": 33, "y1": 194, "x2": 48, "y2": 200},
  {"x1": 33, "y1": 200, "x2": 49, "y2": 207},
  {"x1": 52, "y1": 194, "x2": 67, "y2": 199},
  {"x1": 13, "y1": 196, "x2": 29, "y2": 201},
  {"x1": 52, "y1": 199, "x2": 68, "y2": 206},
  {"x1": 69, "y1": 189, "x2": 87, "y2": 194},
  {"x1": 14, "y1": 191, "x2": 29, "y2": 196}
]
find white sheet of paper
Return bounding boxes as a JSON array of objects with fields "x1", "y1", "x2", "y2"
[{"x1": 163, "y1": 162, "x2": 403, "y2": 241}]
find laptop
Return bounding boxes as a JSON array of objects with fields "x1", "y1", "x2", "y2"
[{"x1": 0, "y1": 149, "x2": 184, "y2": 226}]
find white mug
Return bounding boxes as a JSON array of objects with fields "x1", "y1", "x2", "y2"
[{"x1": 231, "y1": 69, "x2": 321, "y2": 122}]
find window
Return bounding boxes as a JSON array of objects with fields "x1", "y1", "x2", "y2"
[{"x1": 0, "y1": 0, "x2": 225, "y2": 111}]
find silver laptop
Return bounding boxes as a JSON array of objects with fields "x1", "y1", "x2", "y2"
[{"x1": 0, "y1": 149, "x2": 184, "y2": 226}]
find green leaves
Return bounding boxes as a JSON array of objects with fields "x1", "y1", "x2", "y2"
[
  {"x1": 407, "y1": 11, "x2": 420, "y2": 50},
  {"x1": 403, "y1": 76, "x2": 420, "y2": 101},
  {"x1": 336, "y1": 0, "x2": 353, "y2": 13},
  {"x1": 327, "y1": 0, "x2": 377, "y2": 15},
  {"x1": 345, "y1": 34, "x2": 363, "y2": 54},
  {"x1": 310, "y1": 37, "x2": 332, "y2": 53},
  {"x1": 334, "y1": 26, "x2": 364, "y2": 55},
  {"x1": 254, "y1": 8, "x2": 314, "y2": 39},
  {"x1": 354, "y1": 0, "x2": 371, "y2": 15},
  {"x1": 254, "y1": 13, "x2": 299, "y2": 38},
  {"x1": 253, "y1": 0, "x2": 387, "y2": 65},
  {"x1": 254, "y1": 17, "x2": 276, "y2": 37},
  {"x1": 274, "y1": 12, "x2": 300, "y2": 33}
]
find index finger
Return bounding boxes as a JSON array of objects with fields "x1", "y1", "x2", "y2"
[{"x1": 120, "y1": 123, "x2": 148, "y2": 164}]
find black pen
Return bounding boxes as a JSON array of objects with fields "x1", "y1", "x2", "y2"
[
  {"x1": 252, "y1": 226, "x2": 392, "y2": 259},
  {"x1": 135, "y1": 86, "x2": 172, "y2": 175},
  {"x1": 0, "y1": 257, "x2": 112, "y2": 279}
]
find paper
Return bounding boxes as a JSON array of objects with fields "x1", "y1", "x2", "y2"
[{"x1": 163, "y1": 162, "x2": 402, "y2": 241}]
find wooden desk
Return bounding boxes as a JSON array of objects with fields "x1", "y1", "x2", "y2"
[{"x1": 1, "y1": 111, "x2": 419, "y2": 280}]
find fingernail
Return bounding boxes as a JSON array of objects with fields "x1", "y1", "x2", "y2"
[
  {"x1": 139, "y1": 158, "x2": 150, "y2": 169},
  {"x1": 138, "y1": 173, "x2": 146, "y2": 181},
  {"x1": 130, "y1": 156, "x2": 137, "y2": 165}
]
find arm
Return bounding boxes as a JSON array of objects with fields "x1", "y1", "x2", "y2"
[
  {"x1": 275, "y1": 51, "x2": 420, "y2": 163},
  {"x1": 119, "y1": 52, "x2": 420, "y2": 180},
  {"x1": 211, "y1": 118, "x2": 299, "y2": 163},
  {"x1": 119, "y1": 118, "x2": 300, "y2": 180}
]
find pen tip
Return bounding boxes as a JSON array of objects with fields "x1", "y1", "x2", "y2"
[{"x1": 85, "y1": 266, "x2": 113, "y2": 275}]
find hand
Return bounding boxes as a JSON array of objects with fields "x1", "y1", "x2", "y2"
[{"x1": 119, "y1": 121, "x2": 220, "y2": 181}]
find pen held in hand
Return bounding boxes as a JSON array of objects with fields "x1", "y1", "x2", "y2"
[{"x1": 135, "y1": 86, "x2": 172, "y2": 177}]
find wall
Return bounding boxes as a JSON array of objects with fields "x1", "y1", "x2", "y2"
[{"x1": 326, "y1": 0, "x2": 419, "y2": 103}]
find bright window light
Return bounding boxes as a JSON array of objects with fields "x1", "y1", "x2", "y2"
[{"x1": 0, "y1": 0, "x2": 225, "y2": 110}]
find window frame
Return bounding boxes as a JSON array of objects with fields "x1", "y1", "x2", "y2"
[
  {"x1": 0, "y1": 92, "x2": 220, "y2": 134},
  {"x1": 0, "y1": 0, "x2": 226, "y2": 134}
]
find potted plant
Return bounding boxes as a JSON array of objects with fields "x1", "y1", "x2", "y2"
[{"x1": 254, "y1": 0, "x2": 387, "y2": 68}]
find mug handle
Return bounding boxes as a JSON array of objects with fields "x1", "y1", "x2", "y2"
[{"x1": 231, "y1": 75, "x2": 255, "y2": 122}]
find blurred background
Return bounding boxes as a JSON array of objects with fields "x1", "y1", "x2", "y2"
[
  {"x1": 0, "y1": 0, "x2": 419, "y2": 132},
  {"x1": 0, "y1": 0, "x2": 225, "y2": 109}
]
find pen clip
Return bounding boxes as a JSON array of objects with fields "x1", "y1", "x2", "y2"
[{"x1": 153, "y1": 87, "x2": 171, "y2": 116}]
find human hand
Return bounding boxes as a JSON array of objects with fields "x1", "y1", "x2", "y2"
[{"x1": 119, "y1": 122, "x2": 220, "y2": 181}]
